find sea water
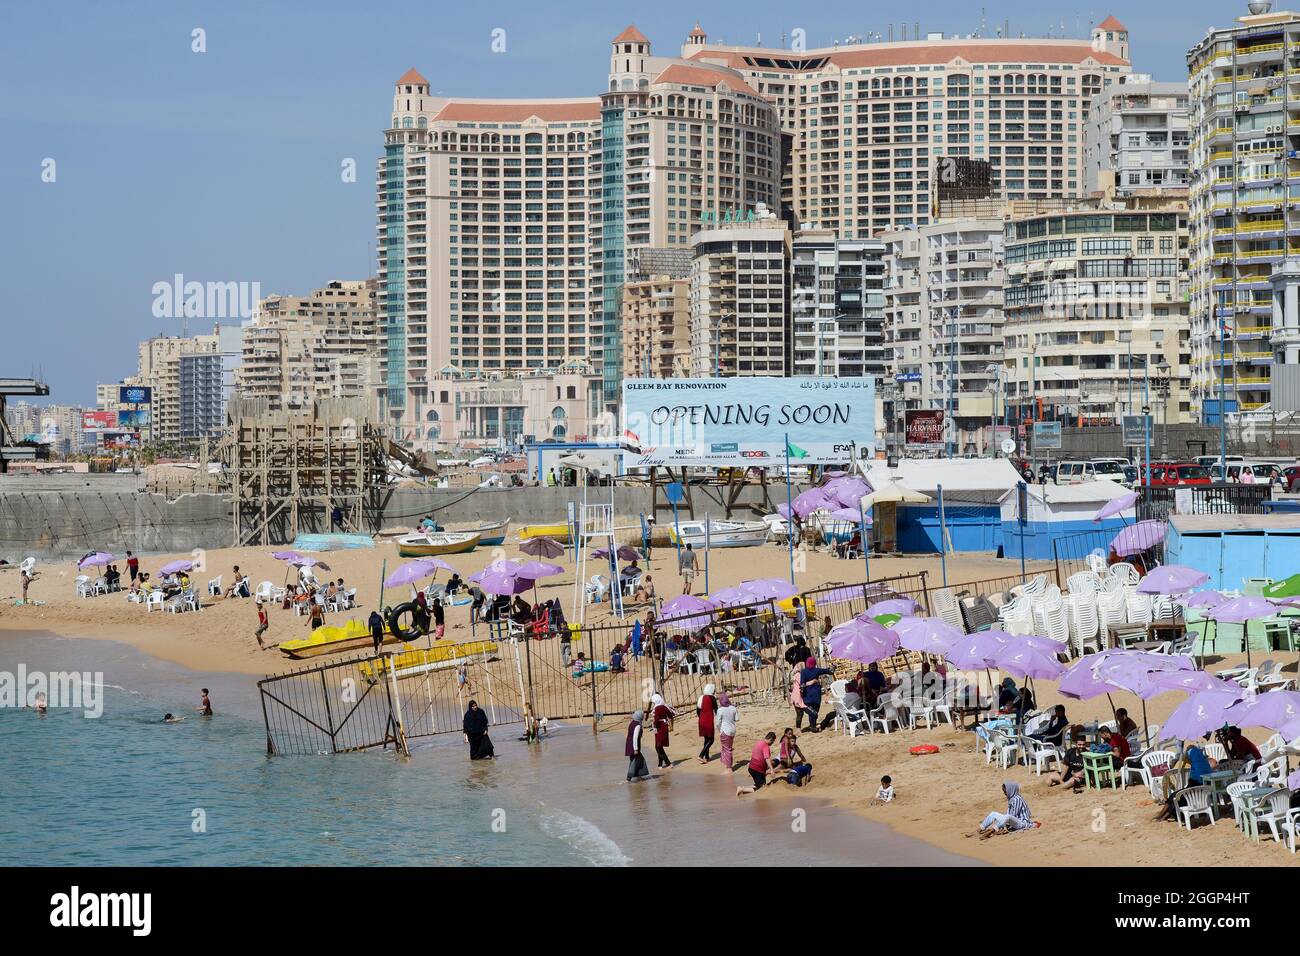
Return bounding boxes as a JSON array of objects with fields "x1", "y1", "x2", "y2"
[{"x1": 0, "y1": 632, "x2": 978, "y2": 867}]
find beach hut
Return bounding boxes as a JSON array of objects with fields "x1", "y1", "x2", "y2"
[
  {"x1": 1164, "y1": 512, "x2": 1300, "y2": 591},
  {"x1": 864, "y1": 458, "x2": 1023, "y2": 554},
  {"x1": 999, "y1": 480, "x2": 1134, "y2": 560}
]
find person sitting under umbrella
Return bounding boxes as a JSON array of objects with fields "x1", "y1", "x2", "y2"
[
  {"x1": 1154, "y1": 736, "x2": 1217, "y2": 822},
  {"x1": 444, "y1": 572, "x2": 464, "y2": 596},
  {"x1": 1045, "y1": 726, "x2": 1088, "y2": 791}
]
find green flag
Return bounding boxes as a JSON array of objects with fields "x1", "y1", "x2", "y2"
[{"x1": 786, "y1": 440, "x2": 809, "y2": 460}]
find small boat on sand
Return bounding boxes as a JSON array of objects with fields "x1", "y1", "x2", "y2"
[
  {"x1": 465, "y1": 518, "x2": 511, "y2": 547},
  {"x1": 668, "y1": 520, "x2": 769, "y2": 549},
  {"x1": 518, "y1": 523, "x2": 571, "y2": 543},
  {"x1": 396, "y1": 531, "x2": 481, "y2": 557}
]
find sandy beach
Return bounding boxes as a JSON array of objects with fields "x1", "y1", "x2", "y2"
[{"x1": 2, "y1": 536, "x2": 1294, "y2": 867}]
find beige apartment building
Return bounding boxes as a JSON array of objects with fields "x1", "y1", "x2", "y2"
[
  {"x1": 377, "y1": 69, "x2": 602, "y2": 448},
  {"x1": 689, "y1": 213, "x2": 792, "y2": 376},
  {"x1": 680, "y1": 19, "x2": 1132, "y2": 235},
  {"x1": 1187, "y1": 2, "x2": 1300, "y2": 417},
  {"x1": 136, "y1": 332, "x2": 219, "y2": 442},
  {"x1": 622, "y1": 275, "x2": 691, "y2": 379},
  {"x1": 1001, "y1": 194, "x2": 1193, "y2": 429},
  {"x1": 422, "y1": 365, "x2": 604, "y2": 450},
  {"x1": 883, "y1": 217, "x2": 1006, "y2": 453},
  {"x1": 237, "y1": 279, "x2": 379, "y2": 411}
]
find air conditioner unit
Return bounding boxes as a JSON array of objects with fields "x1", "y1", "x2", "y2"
[{"x1": 1268, "y1": 124, "x2": 1283, "y2": 134}]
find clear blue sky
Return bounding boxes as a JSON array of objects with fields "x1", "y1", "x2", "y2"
[{"x1": 0, "y1": 0, "x2": 1230, "y2": 405}]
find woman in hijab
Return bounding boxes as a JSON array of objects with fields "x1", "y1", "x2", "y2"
[
  {"x1": 974, "y1": 781, "x2": 1034, "y2": 840},
  {"x1": 651, "y1": 692, "x2": 675, "y2": 769},
  {"x1": 790, "y1": 668, "x2": 807, "y2": 729},
  {"x1": 716, "y1": 692, "x2": 738, "y2": 773},
  {"x1": 798, "y1": 656, "x2": 834, "y2": 733},
  {"x1": 462, "y1": 700, "x2": 495, "y2": 760},
  {"x1": 996, "y1": 677, "x2": 1020, "y2": 713},
  {"x1": 625, "y1": 710, "x2": 650, "y2": 781},
  {"x1": 696, "y1": 682, "x2": 719, "y2": 764}
]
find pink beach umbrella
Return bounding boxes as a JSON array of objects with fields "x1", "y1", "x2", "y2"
[
  {"x1": 825, "y1": 619, "x2": 899, "y2": 665},
  {"x1": 1109, "y1": 520, "x2": 1167, "y2": 557},
  {"x1": 1091, "y1": 491, "x2": 1138, "y2": 524},
  {"x1": 384, "y1": 559, "x2": 451, "y2": 589},
  {"x1": 1161, "y1": 690, "x2": 1243, "y2": 742},
  {"x1": 1136, "y1": 565, "x2": 1210, "y2": 595},
  {"x1": 78, "y1": 552, "x2": 115, "y2": 569}
]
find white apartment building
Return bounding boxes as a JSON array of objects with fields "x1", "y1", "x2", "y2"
[
  {"x1": 238, "y1": 280, "x2": 379, "y2": 411},
  {"x1": 378, "y1": 69, "x2": 602, "y2": 448},
  {"x1": 689, "y1": 215, "x2": 791, "y2": 376},
  {"x1": 883, "y1": 218, "x2": 1005, "y2": 453},
  {"x1": 681, "y1": 19, "x2": 1132, "y2": 235},
  {"x1": 1187, "y1": 2, "x2": 1300, "y2": 417},
  {"x1": 1001, "y1": 196, "x2": 1192, "y2": 429},
  {"x1": 791, "y1": 231, "x2": 886, "y2": 379},
  {"x1": 422, "y1": 365, "x2": 603, "y2": 450},
  {"x1": 1084, "y1": 76, "x2": 1190, "y2": 196},
  {"x1": 137, "y1": 331, "x2": 219, "y2": 442}
]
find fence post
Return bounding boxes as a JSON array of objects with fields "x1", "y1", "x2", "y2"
[
  {"x1": 919, "y1": 570, "x2": 932, "y2": 616},
  {"x1": 587, "y1": 624, "x2": 599, "y2": 735}
]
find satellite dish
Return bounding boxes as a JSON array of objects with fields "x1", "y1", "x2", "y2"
[{"x1": 1001, "y1": 439, "x2": 1017, "y2": 456}]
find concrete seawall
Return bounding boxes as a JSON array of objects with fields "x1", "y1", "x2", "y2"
[{"x1": 0, "y1": 474, "x2": 791, "y2": 559}]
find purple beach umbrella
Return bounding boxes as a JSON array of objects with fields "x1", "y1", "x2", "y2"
[
  {"x1": 1143, "y1": 670, "x2": 1241, "y2": 696},
  {"x1": 741, "y1": 579, "x2": 800, "y2": 601},
  {"x1": 270, "y1": 550, "x2": 304, "y2": 562},
  {"x1": 516, "y1": 561, "x2": 563, "y2": 580},
  {"x1": 1160, "y1": 690, "x2": 1242, "y2": 741},
  {"x1": 893, "y1": 616, "x2": 962, "y2": 656},
  {"x1": 476, "y1": 571, "x2": 533, "y2": 596},
  {"x1": 1058, "y1": 649, "x2": 1128, "y2": 700},
  {"x1": 825, "y1": 477, "x2": 871, "y2": 509},
  {"x1": 158, "y1": 559, "x2": 194, "y2": 576},
  {"x1": 1136, "y1": 565, "x2": 1210, "y2": 595},
  {"x1": 1091, "y1": 491, "x2": 1138, "y2": 524},
  {"x1": 989, "y1": 642, "x2": 1064, "y2": 680},
  {"x1": 1223, "y1": 692, "x2": 1300, "y2": 732},
  {"x1": 946, "y1": 631, "x2": 1010, "y2": 671},
  {"x1": 385, "y1": 559, "x2": 449, "y2": 588},
  {"x1": 866, "y1": 597, "x2": 921, "y2": 618},
  {"x1": 520, "y1": 537, "x2": 565, "y2": 558},
  {"x1": 775, "y1": 503, "x2": 793, "y2": 520},
  {"x1": 78, "y1": 552, "x2": 115, "y2": 569},
  {"x1": 1096, "y1": 653, "x2": 1195, "y2": 700},
  {"x1": 1109, "y1": 520, "x2": 1167, "y2": 557},
  {"x1": 591, "y1": 544, "x2": 641, "y2": 562},
  {"x1": 792, "y1": 488, "x2": 829, "y2": 518},
  {"x1": 1207, "y1": 596, "x2": 1280, "y2": 669},
  {"x1": 827, "y1": 507, "x2": 873, "y2": 525},
  {"x1": 826, "y1": 619, "x2": 899, "y2": 665},
  {"x1": 1185, "y1": 590, "x2": 1225, "y2": 609},
  {"x1": 469, "y1": 559, "x2": 522, "y2": 583},
  {"x1": 710, "y1": 585, "x2": 759, "y2": 607},
  {"x1": 658, "y1": 594, "x2": 717, "y2": 633}
]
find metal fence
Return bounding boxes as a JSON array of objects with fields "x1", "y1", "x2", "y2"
[
  {"x1": 1050, "y1": 527, "x2": 1165, "y2": 584},
  {"x1": 1136, "y1": 483, "x2": 1272, "y2": 522}
]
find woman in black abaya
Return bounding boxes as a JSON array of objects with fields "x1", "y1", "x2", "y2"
[{"x1": 463, "y1": 700, "x2": 495, "y2": 760}]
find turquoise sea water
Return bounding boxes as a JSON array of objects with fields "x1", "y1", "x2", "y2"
[{"x1": 0, "y1": 632, "x2": 977, "y2": 867}]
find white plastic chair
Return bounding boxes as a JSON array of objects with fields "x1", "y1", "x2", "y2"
[
  {"x1": 692, "y1": 648, "x2": 716, "y2": 674},
  {"x1": 868, "y1": 695, "x2": 903, "y2": 735},
  {"x1": 255, "y1": 581, "x2": 274, "y2": 602},
  {"x1": 1177, "y1": 785, "x2": 1216, "y2": 830},
  {"x1": 1252, "y1": 790, "x2": 1293, "y2": 843},
  {"x1": 207, "y1": 576, "x2": 222, "y2": 596},
  {"x1": 75, "y1": 575, "x2": 93, "y2": 598},
  {"x1": 1021, "y1": 735, "x2": 1062, "y2": 775},
  {"x1": 145, "y1": 590, "x2": 165, "y2": 612},
  {"x1": 1226, "y1": 781, "x2": 1257, "y2": 828},
  {"x1": 1140, "y1": 750, "x2": 1176, "y2": 800},
  {"x1": 832, "y1": 699, "x2": 869, "y2": 737}
]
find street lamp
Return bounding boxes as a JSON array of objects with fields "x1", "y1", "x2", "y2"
[{"x1": 984, "y1": 362, "x2": 1003, "y2": 456}]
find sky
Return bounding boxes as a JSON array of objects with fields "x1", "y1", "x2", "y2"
[{"x1": 0, "y1": 0, "x2": 1238, "y2": 406}]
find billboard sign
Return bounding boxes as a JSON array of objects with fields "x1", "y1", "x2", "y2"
[
  {"x1": 82, "y1": 410, "x2": 118, "y2": 431},
  {"x1": 904, "y1": 410, "x2": 945, "y2": 450},
  {"x1": 117, "y1": 408, "x2": 151, "y2": 429},
  {"x1": 119, "y1": 385, "x2": 152, "y2": 405},
  {"x1": 103, "y1": 431, "x2": 141, "y2": 449},
  {"x1": 621, "y1": 377, "x2": 874, "y2": 467},
  {"x1": 1032, "y1": 421, "x2": 1062, "y2": 450}
]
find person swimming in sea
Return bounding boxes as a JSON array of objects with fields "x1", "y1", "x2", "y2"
[
  {"x1": 197, "y1": 688, "x2": 212, "y2": 716},
  {"x1": 163, "y1": 713, "x2": 186, "y2": 723}
]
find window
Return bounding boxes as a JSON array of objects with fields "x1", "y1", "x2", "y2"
[{"x1": 551, "y1": 406, "x2": 566, "y2": 420}]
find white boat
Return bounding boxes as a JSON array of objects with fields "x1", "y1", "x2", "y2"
[
  {"x1": 396, "y1": 531, "x2": 481, "y2": 557},
  {"x1": 668, "y1": 519, "x2": 770, "y2": 549}
]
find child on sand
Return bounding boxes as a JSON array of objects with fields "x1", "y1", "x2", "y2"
[{"x1": 871, "y1": 775, "x2": 895, "y2": 805}]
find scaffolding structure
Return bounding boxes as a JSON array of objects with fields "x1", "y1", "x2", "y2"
[{"x1": 214, "y1": 397, "x2": 387, "y2": 546}]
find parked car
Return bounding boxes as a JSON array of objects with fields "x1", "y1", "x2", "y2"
[
  {"x1": 1123, "y1": 465, "x2": 1139, "y2": 485},
  {"x1": 1196, "y1": 454, "x2": 1243, "y2": 472},
  {"x1": 1054, "y1": 461, "x2": 1125, "y2": 484},
  {"x1": 1209, "y1": 462, "x2": 1282, "y2": 485},
  {"x1": 1283, "y1": 465, "x2": 1300, "y2": 492},
  {"x1": 1145, "y1": 463, "x2": 1212, "y2": 487},
  {"x1": 1087, "y1": 459, "x2": 1129, "y2": 484}
]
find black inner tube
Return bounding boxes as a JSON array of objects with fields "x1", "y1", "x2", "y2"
[{"x1": 386, "y1": 602, "x2": 423, "y2": 642}]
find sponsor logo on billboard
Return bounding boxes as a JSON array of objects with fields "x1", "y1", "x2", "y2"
[
  {"x1": 710, "y1": 443, "x2": 739, "y2": 453},
  {"x1": 119, "y1": 386, "x2": 152, "y2": 405},
  {"x1": 904, "y1": 410, "x2": 945, "y2": 448}
]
